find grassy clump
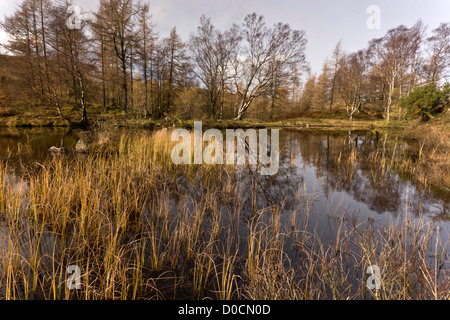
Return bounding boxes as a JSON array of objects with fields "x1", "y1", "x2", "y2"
[{"x1": 397, "y1": 124, "x2": 450, "y2": 190}]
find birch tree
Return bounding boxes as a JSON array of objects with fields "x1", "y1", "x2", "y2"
[{"x1": 233, "y1": 13, "x2": 308, "y2": 120}]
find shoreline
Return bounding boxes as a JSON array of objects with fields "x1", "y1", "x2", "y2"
[{"x1": 0, "y1": 114, "x2": 409, "y2": 132}]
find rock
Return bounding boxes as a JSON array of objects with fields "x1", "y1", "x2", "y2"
[
  {"x1": 75, "y1": 139, "x2": 89, "y2": 153},
  {"x1": 48, "y1": 146, "x2": 66, "y2": 153}
]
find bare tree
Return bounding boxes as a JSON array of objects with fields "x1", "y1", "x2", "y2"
[
  {"x1": 189, "y1": 15, "x2": 241, "y2": 118},
  {"x1": 406, "y1": 21, "x2": 425, "y2": 93},
  {"x1": 232, "y1": 13, "x2": 308, "y2": 120},
  {"x1": 189, "y1": 15, "x2": 220, "y2": 117},
  {"x1": 51, "y1": 1, "x2": 90, "y2": 126},
  {"x1": 336, "y1": 50, "x2": 367, "y2": 120},
  {"x1": 135, "y1": 2, "x2": 156, "y2": 117},
  {"x1": 1, "y1": 0, "x2": 41, "y2": 99},
  {"x1": 98, "y1": 0, "x2": 139, "y2": 114},
  {"x1": 163, "y1": 27, "x2": 187, "y2": 116},
  {"x1": 216, "y1": 25, "x2": 241, "y2": 119},
  {"x1": 368, "y1": 25, "x2": 417, "y2": 121},
  {"x1": 425, "y1": 22, "x2": 450, "y2": 84}
]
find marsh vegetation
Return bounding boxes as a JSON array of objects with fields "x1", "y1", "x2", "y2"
[{"x1": 0, "y1": 128, "x2": 448, "y2": 300}]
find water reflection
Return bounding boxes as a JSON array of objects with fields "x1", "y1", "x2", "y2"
[
  {"x1": 224, "y1": 129, "x2": 449, "y2": 254},
  {"x1": 0, "y1": 128, "x2": 79, "y2": 161},
  {"x1": 278, "y1": 129, "x2": 448, "y2": 219},
  {"x1": 0, "y1": 127, "x2": 449, "y2": 246}
]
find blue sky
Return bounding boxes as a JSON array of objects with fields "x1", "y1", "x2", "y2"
[{"x1": 1, "y1": 0, "x2": 450, "y2": 74}]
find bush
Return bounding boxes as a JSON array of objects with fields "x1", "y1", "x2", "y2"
[{"x1": 399, "y1": 83, "x2": 450, "y2": 121}]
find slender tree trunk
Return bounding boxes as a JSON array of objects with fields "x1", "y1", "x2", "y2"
[
  {"x1": 121, "y1": 54, "x2": 128, "y2": 114},
  {"x1": 143, "y1": 45, "x2": 148, "y2": 118},
  {"x1": 77, "y1": 67, "x2": 88, "y2": 127},
  {"x1": 167, "y1": 47, "x2": 174, "y2": 114},
  {"x1": 24, "y1": 18, "x2": 38, "y2": 100},
  {"x1": 101, "y1": 32, "x2": 107, "y2": 111},
  {"x1": 32, "y1": 10, "x2": 44, "y2": 101},
  {"x1": 330, "y1": 72, "x2": 337, "y2": 112},
  {"x1": 150, "y1": 54, "x2": 154, "y2": 117}
]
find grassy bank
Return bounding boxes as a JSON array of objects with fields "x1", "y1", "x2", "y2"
[
  {"x1": 0, "y1": 103, "x2": 158, "y2": 129},
  {"x1": 0, "y1": 103, "x2": 410, "y2": 131},
  {"x1": 0, "y1": 130, "x2": 448, "y2": 300}
]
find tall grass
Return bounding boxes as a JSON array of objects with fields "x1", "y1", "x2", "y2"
[
  {"x1": 0, "y1": 129, "x2": 447, "y2": 300},
  {"x1": 399, "y1": 125, "x2": 450, "y2": 190}
]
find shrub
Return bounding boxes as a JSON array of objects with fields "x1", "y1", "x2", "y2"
[{"x1": 399, "y1": 83, "x2": 450, "y2": 121}]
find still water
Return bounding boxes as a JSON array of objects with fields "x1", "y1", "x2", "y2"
[{"x1": 0, "y1": 127, "x2": 449, "y2": 269}]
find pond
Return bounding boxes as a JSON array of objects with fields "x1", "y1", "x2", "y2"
[
  {"x1": 0, "y1": 126, "x2": 448, "y2": 298},
  {"x1": 1, "y1": 126, "x2": 449, "y2": 243}
]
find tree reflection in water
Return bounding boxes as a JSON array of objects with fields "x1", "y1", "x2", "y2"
[{"x1": 231, "y1": 129, "x2": 450, "y2": 248}]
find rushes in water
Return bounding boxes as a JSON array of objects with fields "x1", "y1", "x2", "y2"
[{"x1": 0, "y1": 129, "x2": 447, "y2": 300}]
